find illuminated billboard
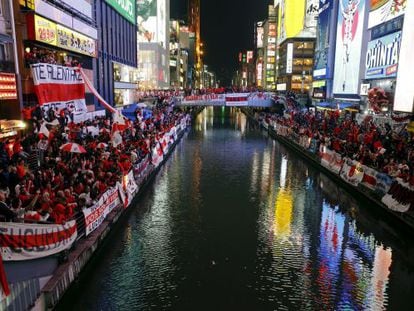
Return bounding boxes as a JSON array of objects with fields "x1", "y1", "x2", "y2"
[
  {"x1": 365, "y1": 31, "x2": 401, "y2": 80},
  {"x1": 313, "y1": 0, "x2": 331, "y2": 79},
  {"x1": 394, "y1": 0, "x2": 414, "y2": 112},
  {"x1": 137, "y1": 0, "x2": 157, "y2": 42},
  {"x1": 278, "y1": 0, "x2": 306, "y2": 43},
  {"x1": 257, "y1": 25, "x2": 264, "y2": 48},
  {"x1": 157, "y1": 0, "x2": 167, "y2": 47},
  {"x1": 368, "y1": 0, "x2": 407, "y2": 29},
  {"x1": 333, "y1": 0, "x2": 366, "y2": 95}
]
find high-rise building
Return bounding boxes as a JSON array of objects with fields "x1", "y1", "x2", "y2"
[
  {"x1": 275, "y1": 0, "x2": 318, "y2": 95},
  {"x1": 0, "y1": 0, "x2": 19, "y2": 120},
  {"x1": 170, "y1": 20, "x2": 190, "y2": 89},
  {"x1": 96, "y1": 0, "x2": 138, "y2": 108},
  {"x1": 137, "y1": 0, "x2": 170, "y2": 90},
  {"x1": 188, "y1": 0, "x2": 201, "y2": 88}
]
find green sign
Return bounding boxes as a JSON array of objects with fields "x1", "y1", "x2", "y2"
[{"x1": 105, "y1": 0, "x2": 136, "y2": 24}]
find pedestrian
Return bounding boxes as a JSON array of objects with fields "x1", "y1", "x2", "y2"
[{"x1": 0, "y1": 188, "x2": 16, "y2": 222}]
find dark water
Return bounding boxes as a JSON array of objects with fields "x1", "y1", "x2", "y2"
[{"x1": 58, "y1": 107, "x2": 414, "y2": 310}]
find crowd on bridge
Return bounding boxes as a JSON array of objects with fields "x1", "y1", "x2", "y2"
[
  {"x1": 261, "y1": 108, "x2": 414, "y2": 185},
  {"x1": 0, "y1": 99, "x2": 188, "y2": 224}
]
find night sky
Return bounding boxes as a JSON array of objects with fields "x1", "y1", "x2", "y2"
[{"x1": 171, "y1": 0, "x2": 271, "y2": 85}]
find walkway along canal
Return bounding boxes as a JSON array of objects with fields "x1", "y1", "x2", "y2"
[{"x1": 57, "y1": 107, "x2": 414, "y2": 310}]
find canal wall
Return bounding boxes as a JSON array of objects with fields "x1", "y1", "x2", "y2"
[
  {"x1": 242, "y1": 108, "x2": 414, "y2": 232},
  {"x1": 32, "y1": 116, "x2": 192, "y2": 310}
]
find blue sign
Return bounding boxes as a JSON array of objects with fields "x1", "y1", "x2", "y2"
[
  {"x1": 365, "y1": 31, "x2": 401, "y2": 80},
  {"x1": 313, "y1": 0, "x2": 331, "y2": 79}
]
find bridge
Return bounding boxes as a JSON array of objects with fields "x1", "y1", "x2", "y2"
[{"x1": 174, "y1": 92, "x2": 276, "y2": 107}]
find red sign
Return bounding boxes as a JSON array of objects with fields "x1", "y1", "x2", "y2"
[{"x1": 0, "y1": 73, "x2": 17, "y2": 100}]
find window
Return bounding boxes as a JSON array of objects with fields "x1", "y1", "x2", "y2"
[{"x1": 0, "y1": 44, "x2": 6, "y2": 61}]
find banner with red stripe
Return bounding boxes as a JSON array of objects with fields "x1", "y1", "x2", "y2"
[
  {"x1": 225, "y1": 93, "x2": 249, "y2": 106},
  {"x1": 0, "y1": 220, "x2": 77, "y2": 261},
  {"x1": 31, "y1": 63, "x2": 87, "y2": 114}
]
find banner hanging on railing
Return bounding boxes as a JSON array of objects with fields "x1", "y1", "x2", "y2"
[
  {"x1": 320, "y1": 147, "x2": 344, "y2": 174},
  {"x1": 0, "y1": 220, "x2": 77, "y2": 261},
  {"x1": 340, "y1": 158, "x2": 364, "y2": 186},
  {"x1": 83, "y1": 187, "x2": 120, "y2": 236},
  {"x1": 31, "y1": 63, "x2": 87, "y2": 114},
  {"x1": 381, "y1": 179, "x2": 414, "y2": 213}
]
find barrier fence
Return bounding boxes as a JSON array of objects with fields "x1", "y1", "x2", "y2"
[
  {"x1": 0, "y1": 114, "x2": 190, "y2": 308},
  {"x1": 270, "y1": 121, "x2": 414, "y2": 214}
]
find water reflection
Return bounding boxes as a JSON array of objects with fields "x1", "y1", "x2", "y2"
[{"x1": 59, "y1": 107, "x2": 414, "y2": 311}]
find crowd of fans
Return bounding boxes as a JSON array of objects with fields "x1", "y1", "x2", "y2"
[
  {"x1": 24, "y1": 47, "x2": 81, "y2": 67},
  {"x1": 0, "y1": 100, "x2": 188, "y2": 223},
  {"x1": 262, "y1": 108, "x2": 414, "y2": 185}
]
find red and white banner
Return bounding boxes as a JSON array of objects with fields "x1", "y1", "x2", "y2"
[
  {"x1": 120, "y1": 170, "x2": 138, "y2": 208},
  {"x1": 361, "y1": 165, "x2": 378, "y2": 190},
  {"x1": 31, "y1": 63, "x2": 87, "y2": 113},
  {"x1": 340, "y1": 158, "x2": 364, "y2": 186},
  {"x1": 134, "y1": 155, "x2": 150, "y2": 177},
  {"x1": 381, "y1": 179, "x2": 414, "y2": 213},
  {"x1": 320, "y1": 147, "x2": 344, "y2": 174},
  {"x1": 151, "y1": 143, "x2": 163, "y2": 167},
  {"x1": 0, "y1": 220, "x2": 77, "y2": 261},
  {"x1": 225, "y1": 93, "x2": 249, "y2": 106},
  {"x1": 83, "y1": 187, "x2": 120, "y2": 236}
]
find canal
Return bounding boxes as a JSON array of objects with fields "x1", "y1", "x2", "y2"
[{"x1": 58, "y1": 107, "x2": 414, "y2": 310}]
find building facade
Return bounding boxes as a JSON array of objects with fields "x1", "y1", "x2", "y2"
[
  {"x1": 96, "y1": 0, "x2": 137, "y2": 108},
  {"x1": 137, "y1": 0, "x2": 170, "y2": 90},
  {"x1": 15, "y1": 0, "x2": 98, "y2": 111},
  {"x1": 275, "y1": 0, "x2": 318, "y2": 95},
  {"x1": 0, "y1": 0, "x2": 19, "y2": 119}
]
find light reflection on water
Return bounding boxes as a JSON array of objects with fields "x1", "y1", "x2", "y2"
[{"x1": 58, "y1": 107, "x2": 414, "y2": 311}]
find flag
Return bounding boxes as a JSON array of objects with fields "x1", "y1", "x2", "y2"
[
  {"x1": 111, "y1": 131, "x2": 122, "y2": 148},
  {"x1": 112, "y1": 111, "x2": 130, "y2": 133},
  {"x1": 0, "y1": 253, "x2": 10, "y2": 299},
  {"x1": 39, "y1": 122, "x2": 49, "y2": 138}
]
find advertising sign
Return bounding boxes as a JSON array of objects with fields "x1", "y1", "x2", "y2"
[
  {"x1": 19, "y1": 0, "x2": 35, "y2": 10},
  {"x1": 365, "y1": 31, "x2": 401, "y2": 79},
  {"x1": 313, "y1": 0, "x2": 331, "y2": 79},
  {"x1": 286, "y1": 43, "x2": 293, "y2": 74},
  {"x1": 247, "y1": 51, "x2": 253, "y2": 63},
  {"x1": 369, "y1": 0, "x2": 407, "y2": 29},
  {"x1": 0, "y1": 73, "x2": 17, "y2": 100},
  {"x1": 31, "y1": 63, "x2": 87, "y2": 113},
  {"x1": 137, "y1": 0, "x2": 157, "y2": 42},
  {"x1": 0, "y1": 221, "x2": 77, "y2": 261},
  {"x1": 34, "y1": 14, "x2": 57, "y2": 46},
  {"x1": 57, "y1": 24, "x2": 97, "y2": 57},
  {"x1": 157, "y1": 0, "x2": 166, "y2": 47},
  {"x1": 278, "y1": 0, "x2": 306, "y2": 43},
  {"x1": 305, "y1": 0, "x2": 319, "y2": 29},
  {"x1": 257, "y1": 25, "x2": 264, "y2": 48},
  {"x1": 333, "y1": 0, "x2": 366, "y2": 95},
  {"x1": 105, "y1": 0, "x2": 136, "y2": 24},
  {"x1": 394, "y1": 0, "x2": 414, "y2": 112},
  {"x1": 29, "y1": 15, "x2": 96, "y2": 57}
]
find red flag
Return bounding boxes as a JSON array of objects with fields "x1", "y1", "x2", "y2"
[{"x1": 0, "y1": 253, "x2": 10, "y2": 297}]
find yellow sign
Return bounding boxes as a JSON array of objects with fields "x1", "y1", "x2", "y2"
[
  {"x1": 56, "y1": 25, "x2": 97, "y2": 57},
  {"x1": 34, "y1": 15, "x2": 57, "y2": 46},
  {"x1": 19, "y1": 0, "x2": 35, "y2": 10},
  {"x1": 278, "y1": 0, "x2": 305, "y2": 42},
  {"x1": 312, "y1": 80, "x2": 326, "y2": 88}
]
